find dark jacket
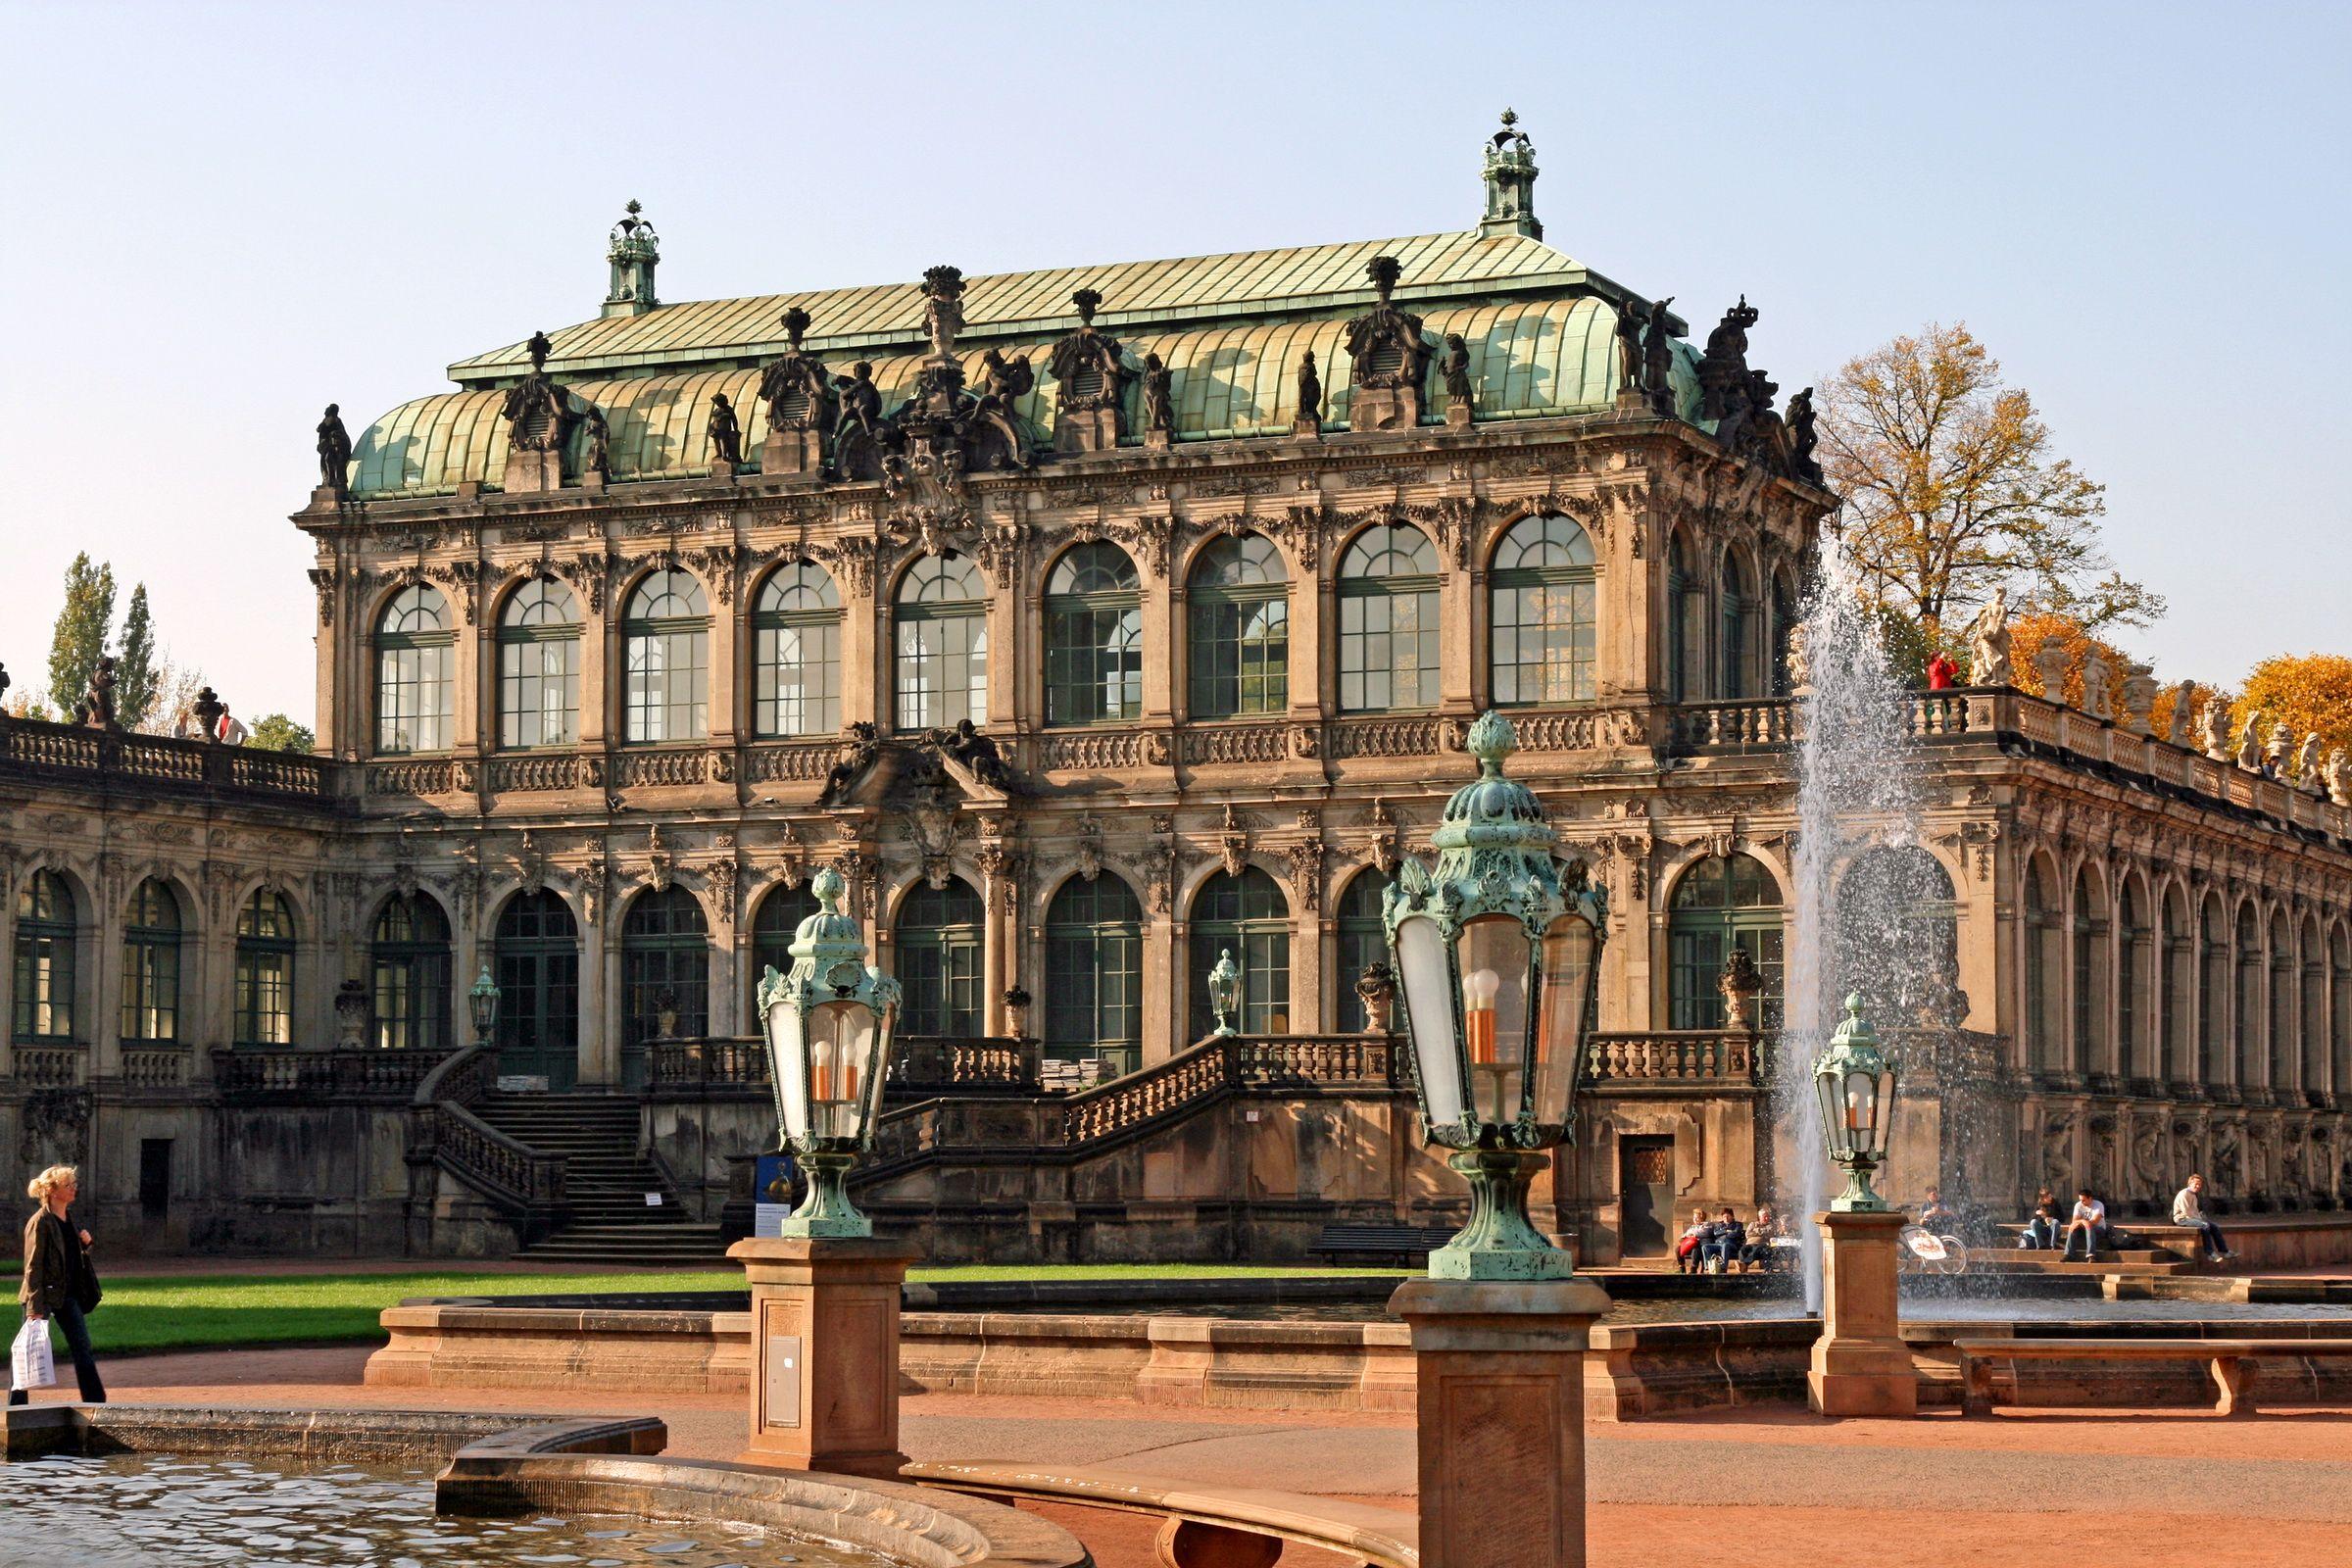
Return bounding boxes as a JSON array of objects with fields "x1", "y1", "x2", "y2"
[{"x1": 19, "y1": 1209, "x2": 88, "y2": 1317}]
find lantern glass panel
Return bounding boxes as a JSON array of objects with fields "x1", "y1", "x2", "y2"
[
  {"x1": 1394, "y1": 914, "x2": 1464, "y2": 1126},
  {"x1": 1459, "y1": 915, "x2": 1532, "y2": 1124},
  {"x1": 1842, "y1": 1066, "x2": 1878, "y2": 1150},
  {"x1": 809, "y1": 999, "x2": 879, "y2": 1142},
  {"x1": 1532, "y1": 915, "x2": 1596, "y2": 1125},
  {"x1": 768, "y1": 998, "x2": 810, "y2": 1144}
]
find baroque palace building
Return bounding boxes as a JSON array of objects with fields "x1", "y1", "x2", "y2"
[{"x1": 5, "y1": 118, "x2": 2351, "y2": 1263}]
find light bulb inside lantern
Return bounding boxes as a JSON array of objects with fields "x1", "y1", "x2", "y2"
[{"x1": 1464, "y1": 967, "x2": 1500, "y2": 1064}]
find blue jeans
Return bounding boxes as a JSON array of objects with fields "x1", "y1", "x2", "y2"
[
  {"x1": 2019, "y1": 1218, "x2": 2056, "y2": 1250},
  {"x1": 9, "y1": 1300, "x2": 105, "y2": 1404},
  {"x1": 2061, "y1": 1221, "x2": 2110, "y2": 1259},
  {"x1": 2186, "y1": 1217, "x2": 2230, "y2": 1260}
]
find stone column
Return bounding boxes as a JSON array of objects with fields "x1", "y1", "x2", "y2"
[
  {"x1": 729, "y1": 1235, "x2": 918, "y2": 1478},
  {"x1": 1808, "y1": 1208, "x2": 1916, "y2": 1417},
  {"x1": 1390, "y1": 1277, "x2": 1611, "y2": 1568}
]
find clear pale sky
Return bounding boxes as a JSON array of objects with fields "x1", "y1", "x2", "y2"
[{"x1": 3, "y1": 1, "x2": 2344, "y2": 723}]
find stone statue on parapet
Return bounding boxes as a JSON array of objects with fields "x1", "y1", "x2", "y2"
[
  {"x1": 816, "y1": 720, "x2": 883, "y2": 808},
  {"x1": 921, "y1": 265, "x2": 966, "y2": 361},
  {"x1": 78, "y1": 657, "x2": 120, "y2": 730},
  {"x1": 1615, "y1": 301, "x2": 1644, "y2": 392},
  {"x1": 2202, "y1": 698, "x2": 2233, "y2": 761},
  {"x1": 946, "y1": 719, "x2": 1011, "y2": 791},
  {"x1": 2166, "y1": 680, "x2": 2197, "y2": 747},
  {"x1": 2295, "y1": 733, "x2": 2328, "y2": 796},
  {"x1": 1140, "y1": 354, "x2": 1174, "y2": 434},
  {"x1": 1962, "y1": 587, "x2": 2011, "y2": 687},
  {"x1": 1787, "y1": 387, "x2": 1822, "y2": 485},
  {"x1": 1295, "y1": 349, "x2": 1323, "y2": 431},
  {"x1": 582, "y1": 405, "x2": 611, "y2": 481},
  {"x1": 1642, "y1": 297, "x2": 1678, "y2": 413},
  {"x1": 1442, "y1": 333, "x2": 1474, "y2": 402},
  {"x1": 2236, "y1": 710, "x2": 2265, "y2": 771},
  {"x1": 316, "y1": 404, "x2": 352, "y2": 496},
  {"x1": 2326, "y1": 748, "x2": 2351, "y2": 807},
  {"x1": 707, "y1": 393, "x2": 743, "y2": 467},
  {"x1": 2265, "y1": 720, "x2": 2294, "y2": 779}
]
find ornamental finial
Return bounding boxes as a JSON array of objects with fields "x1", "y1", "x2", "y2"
[
  {"x1": 1466, "y1": 710, "x2": 1517, "y2": 775},
  {"x1": 812, "y1": 864, "x2": 846, "y2": 912}
]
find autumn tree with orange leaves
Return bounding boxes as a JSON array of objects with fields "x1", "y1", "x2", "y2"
[{"x1": 2232, "y1": 654, "x2": 2352, "y2": 758}]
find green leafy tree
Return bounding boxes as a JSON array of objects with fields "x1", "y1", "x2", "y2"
[
  {"x1": 247, "y1": 712, "x2": 317, "y2": 754},
  {"x1": 116, "y1": 583, "x2": 159, "y2": 728},
  {"x1": 46, "y1": 553, "x2": 116, "y2": 715}
]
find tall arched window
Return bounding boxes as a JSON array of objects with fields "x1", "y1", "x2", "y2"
[
  {"x1": 753, "y1": 561, "x2": 843, "y2": 738},
  {"x1": 623, "y1": 569, "x2": 710, "y2": 743},
  {"x1": 1187, "y1": 534, "x2": 1289, "y2": 718},
  {"x1": 1045, "y1": 544, "x2": 1142, "y2": 725},
  {"x1": 1719, "y1": 550, "x2": 1764, "y2": 699},
  {"x1": 1665, "y1": 532, "x2": 1705, "y2": 704},
  {"x1": 374, "y1": 585, "x2": 454, "y2": 755},
  {"x1": 371, "y1": 893, "x2": 451, "y2": 1052},
  {"x1": 621, "y1": 888, "x2": 709, "y2": 1076},
  {"x1": 751, "y1": 884, "x2": 821, "y2": 999},
  {"x1": 497, "y1": 577, "x2": 582, "y2": 750},
  {"x1": 1335, "y1": 869, "x2": 1394, "y2": 1032},
  {"x1": 120, "y1": 879, "x2": 183, "y2": 1044},
  {"x1": 2271, "y1": 911, "x2": 2296, "y2": 1094},
  {"x1": 1338, "y1": 525, "x2": 1439, "y2": 712},
  {"x1": 896, "y1": 879, "x2": 985, "y2": 1036},
  {"x1": 1046, "y1": 875, "x2": 1144, "y2": 1072},
  {"x1": 2301, "y1": 915, "x2": 2327, "y2": 1100},
  {"x1": 895, "y1": 554, "x2": 989, "y2": 731},
  {"x1": 2118, "y1": 878, "x2": 2149, "y2": 1081},
  {"x1": 494, "y1": 892, "x2": 579, "y2": 1091},
  {"x1": 2160, "y1": 887, "x2": 2189, "y2": 1085},
  {"x1": 1834, "y1": 847, "x2": 1958, "y2": 1027},
  {"x1": 233, "y1": 889, "x2": 296, "y2": 1047},
  {"x1": 1188, "y1": 868, "x2": 1291, "y2": 1037},
  {"x1": 2071, "y1": 870, "x2": 2107, "y2": 1077},
  {"x1": 1668, "y1": 855, "x2": 1785, "y2": 1029},
  {"x1": 1770, "y1": 569, "x2": 1799, "y2": 697},
  {"x1": 2332, "y1": 927, "x2": 2352, "y2": 1101},
  {"x1": 2234, "y1": 905, "x2": 2263, "y2": 1089},
  {"x1": 2198, "y1": 896, "x2": 2228, "y2": 1085},
  {"x1": 2024, "y1": 859, "x2": 2062, "y2": 1072},
  {"x1": 1489, "y1": 514, "x2": 1596, "y2": 706},
  {"x1": 12, "y1": 870, "x2": 76, "y2": 1043}
]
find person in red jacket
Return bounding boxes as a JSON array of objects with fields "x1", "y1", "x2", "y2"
[{"x1": 1927, "y1": 653, "x2": 1958, "y2": 690}]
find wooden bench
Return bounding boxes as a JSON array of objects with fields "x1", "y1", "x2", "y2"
[
  {"x1": 1312, "y1": 1224, "x2": 1456, "y2": 1266},
  {"x1": 1952, "y1": 1337, "x2": 2352, "y2": 1417},
  {"x1": 906, "y1": 1460, "x2": 1417, "y2": 1568}
]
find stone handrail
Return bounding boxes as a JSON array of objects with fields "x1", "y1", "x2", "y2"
[
  {"x1": 10, "y1": 1045, "x2": 85, "y2": 1089},
  {"x1": 214, "y1": 1046, "x2": 454, "y2": 1102},
  {"x1": 0, "y1": 714, "x2": 339, "y2": 806},
  {"x1": 1585, "y1": 1030, "x2": 1765, "y2": 1085},
  {"x1": 647, "y1": 1036, "x2": 770, "y2": 1090},
  {"x1": 890, "y1": 1035, "x2": 1043, "y2": 1096},
  {"x1": 408, "y1": 1044, "x2": 567, "y2": 1216},
  {"x1": 121, "y1": 1046, "x2": 189, "y2": 1089},
  {"x1": 1057, "y1": 1038, "x2": 1236, "y2": 1145}
]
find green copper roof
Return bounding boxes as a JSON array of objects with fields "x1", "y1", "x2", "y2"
[
  {"x1": 445, "y1": 229, "x2": 1619, "y2": 386},
  {"x1": 351, "y1": 295, "x2": 1705, "y2": 499}
]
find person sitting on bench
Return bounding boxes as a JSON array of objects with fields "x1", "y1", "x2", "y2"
[
  {"x1": 1675, "y1": 1208, "x2": 1712, "y2": 1274},
  {"x1": 2060, "y1": 1187, "x2": 2110, "y2": 1260},
  {"x1": 2018, "y1": 1188, "x2": 2061, "y2": 1249},
  {"x1": 1918, "y1": 1187, "x2": 1958, "y2": 1235},
  {"x1": 2172, "y1": 1172, "x2": 2233, "y2": 1263},
  {"x1": 1739, "y1": 1203, "x2": 1787, "y2": 1271},
  {"x1": 1702, "y1": 1207, "x2": 1745, "y2": 1272}
]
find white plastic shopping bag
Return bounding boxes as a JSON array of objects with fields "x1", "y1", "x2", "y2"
[{"x1": 11, "y1": 1316, "x2": 56, "y2": 1392}]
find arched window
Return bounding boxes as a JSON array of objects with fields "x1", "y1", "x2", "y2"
[
  {"x1": 1046, "y1": 875, "x2": 1144, "y2": 1073},
  {"x1": 2271, "y1": 911, "x2": 2296, "y2": 1094},
  {"x1": 1665, "y1": 532, "x2": 1705, "y2": 704},
  {"x1": 2333, "y1": 927, "x2": 2352, "y2": 1101},
  {"x1": 1188, "y1": 534, "x2": 1289, "y2": 719},
  {"x1": 233, "y1": 890, "x2": 296, "y2": 1048},
  {"x1": 1489, "y1": 514, "x2": 1596, "y2": 706},
  {"x1": 896, "y1": 879, "x2": 985, "y2": 1036},
  {"x1": 1188, "y1": 868, "x2": 1291, "y2": 1037},
  {"x1": 751, "y1": 884, "x2": 821, "y2": 998},
  {"x1": 120, "y1": 878, "x2": 182, "y2": 1044},
  {"x1": 2160, "y1": 887, "x2": 2190, "y2": 1085},
  {"x1": 12, "y1": 869, "x2": 76, "y2": 1042},
  {"x1": 1719, "y1": 550, "x2": 1763, "y2": 699},
  {"x1": 753, "y1": 561, "x2": 843, "y2": 738},
  {"x1": 1834, "y1": 847, "x2": 1958, "y2": 1027},
  {"x1": 2234, "y1": 905, "x2": 2263, "y2": 1089},
  {"x1": 497, "y1": 577, "x2": 581, "y2": 750},
  {"x1": 1770, "y1": 569, "x2": 1799, "y2": 697},
  {"x1": 621, "y1": 888, "x2": 709, "y2": 1078},
  {"x1": 2118, "y1": 878, "x2": 2149, "y2": 1080},
  {"x1": 1669, "y1": 855, "x2": 1785, "y2": 1030},
  {"x1": 2072, "y1": 870, "x2": 2107, "y2": 1076},
  {"x1": 1339, "y1": 525, "x2": 1439, "y2": 712},
  {"x1": 624, "y1": 569, "x2": 710, "y2": 743},
  {"x1": 2024, "y1": 859, "x2": 2062, "y2": 1072},
  {"x1": 374, "y1": 585, "x2": 454, "y2": 754},
  {"x1": 1045, "y1": 544, "x2": 1143, "y2": 725},
  {"x1": 494, "y1": 892, "x2": 579, "y2": 1091},
  {"x1": 371, "y1": 893, "x2": 451, "y2": 1052},
  {"x1": 2301, "y1": 916, "x2": 2327, "y2": 1099},
  {"x1": 2198, "y1": 896, "x2": 2229, "y2": 1085},
  {"x1": 895, "y1": 554, "x2": 989, "y2": 731},
  {"x1": 1335, "y1": 869, "x2": 1394, "y2": 1032}
]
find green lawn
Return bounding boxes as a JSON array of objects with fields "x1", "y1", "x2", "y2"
[{"x1": 53, "y1": 1263, "x2": 1402, "y2": 1355}]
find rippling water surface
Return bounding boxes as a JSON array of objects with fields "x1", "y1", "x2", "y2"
[{"x1": 0, "y1": 1455, "x2": 883, "y2": 1568}]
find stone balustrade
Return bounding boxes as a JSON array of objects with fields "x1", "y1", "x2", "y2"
[
  {"x1": 214, "y1": 1046, "x2": 455, "y2": 1101},
  {"x1": 0, "y1": 714, "x2": 337, "y2": 806},
  {"x1": 1585, "y1": 1030, "x2": 1765, "y2": 1086}
]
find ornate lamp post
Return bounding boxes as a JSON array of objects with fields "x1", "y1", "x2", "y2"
[
  {"x1": 1382, "y1": 710, "x2": 1607, "y2": 1279},
  {"x1": 466, "y1": 965, "x2": 502, "y2": 1048},
  {"x1": 728, "y1": 865, "x2": 918, "y2": 1478},
  {"x1": 1804, "y1": 992, "x2": 1917, "y2": 1417},
  {"x1": 1382, "y1": 711, "x2": 1615, "y2": 1568},
  {"x1": 755, "y1": 867, "x2": 902, "y2": 1237},
  {"x1": 1205, "y1": 949, "x2": 1242, "y2": 1038}
]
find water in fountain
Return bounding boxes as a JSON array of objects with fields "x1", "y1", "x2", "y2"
[{"x1": 1781, "y1": 526, "x2": 1949, "y2": 1308}]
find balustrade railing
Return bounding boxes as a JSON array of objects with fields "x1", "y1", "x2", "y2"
[
  {"x1": 1585, "y1": 1030, "x2": 1766, "y2": 1085},
  {"x1": 1039, "y1": 728, "x2": 1149, "y2": 771},
  {"x1": 409, "y1": 1044, "x2": 567, "y2": 1215},
  {"x1": 1668, "y1": 701, "x2": 1793, "y2": 752},
  {"x1": 0, "y1": 715, "x2": 337, "y2": 805},
  {"x1": 648, "y1": 1036, "x2": 769, "y2": 1090},
  {"x1": 121, "y1": 1047, "x2": 188, "y2": 1089},
  {"x1": 890, "y1": 1036, "x2": 1041, "y2": 1095},
  {"x1": 11, "y1": 1046, "x2": 85, "y2": 1089},
  {"x1": 745, "y1": 742, "x2": 835, "y2": 783},
  {"x1": 214, "y1": 1046, "x2": 454, "y2": 1100},
  {"x1": 1179, "y1": 723, "x2": 1290, "y2": 766}
]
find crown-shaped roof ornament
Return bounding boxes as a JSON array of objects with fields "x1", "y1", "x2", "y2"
[
  {"x1": 781, "y1": 306, "x2": 810, "y2": 350},
  {"x1": 1365, "y1": 255, "x2": 1402, "y2": 305},
  {"x1": 526, "y1": 329, "x2": 552, "y2": 374},
  {"x1": 1072, "y1": 287, "x2": 1102, "y2": 324}
]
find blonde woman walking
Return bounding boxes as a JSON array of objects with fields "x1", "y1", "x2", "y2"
[{"x1": 12, "y1": 1165, "x2": 105, "y2": 1404}]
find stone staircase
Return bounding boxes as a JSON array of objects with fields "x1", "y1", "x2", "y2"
[
  {"x1": 470, "y1": 1094, "x2": 731, "y2": 1267},
  {"x1": 1979, "y1": 1222, "x2": 2208, "y2": 1278}
]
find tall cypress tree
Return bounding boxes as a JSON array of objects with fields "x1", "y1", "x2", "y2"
[
  {"x1": 46, "y1": 553, "x2": 115, "y2": 714},
  {"x1": 117, "y1": 582, "x2": 159, "y2": 728}
]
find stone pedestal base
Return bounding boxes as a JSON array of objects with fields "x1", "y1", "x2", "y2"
[
  {"x1": 1290, "y1": 416, "x2": 1322, "y2": 439},
  {"x1": 501, "y1": 450, "x2": 564, "y2": 494},
  {"x1": 708, "y1": 461, "x2": 738, "y2": 482},
  {"x1": 1055, "y1": 408, "x2": 1121, "y2": 454},
  {"x1": 1808, "y1": 1208, "x2": 1916, "y2": 1417},
  {"x1": 1391, "y1": 1275, "x2": 1609, "y2": 1568},
  {"x1": 1350, "y1": 385, "x2": 1422, "y2": 432},
  {"x1": 729, "y1": 1234, "x2": 918, "y2": 1477},
  {"x1": 760, "y1": 428, "x2": 823, "y2": 475},
  {"x1": 1615, "y1": 387, "x2": 1652, "y2": 414},
  {"x1": 309, "y1": 485, "x2": 345, "y2": 511},
  {"x1": 1143, "y1": 427, "x2": 1173, "y2": 452},
  {"x1": 1445, "y1": 395, "x2": 1474, "y2": 427}
]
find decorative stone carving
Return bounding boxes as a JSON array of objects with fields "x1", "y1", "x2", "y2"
[
  {"x1": 1050, "y1": 289, "x2": 1132, "y2": 454},
  {"x1": 2326, "y1": 748, "x2": 2352, "y2": 807},
  {"x1": 2033, "y1": 639, "x2": 2071, "y2": 705},
  {"x1": 581, "y1": 405, "x2": 611, "y2": 485},
  {"x1": 1641, "y1": 297, "x2": 1678, "y2": 416},
  {"x1": 1218, "y1": 805, "x2": 1250, "y2": 879},
  {"x1": 1440, "y1": 332, "x2": 1474, "y2": 425},
  {"x1": 817, "y1": 721, "x2": 883, "y2": 808},
  {"x1": 316, "y1": 404, "x2": 352, "y2": 498},
  {"x1": 1285, "y1": 836, "x2": 1327, "y2": 911},
  {"x1": 2081, "y1": 646, "x2": 2115, "y2": 721},
  {"x1": 1293, "y1": 349, "x2": 1323, "y2": 436},
  {"x1": 1139, "y1": 353, "x2": 1174, "y2": 448},
  {"x1": 757, "y1": 307, "x2": 833, "y2": 475},
  {"x1": 707, "y1": 393, "x2": 744, "y2": 472},
  {"x1": 1719, "y1": 947, "x2": 1762, "y2": 1031},
  {"x1": 830, "y1": 361, "x2": 888, "y2": 480},
  {"x1": 1289, "y1": 722, "x2": 1321, "y2": 760},
  {"x1": 501, "y1": 329, "x2": 573, "y2": 493},
  {"x1": 645, "y1": 823, "x2": 675, "y2": 893},
  {"x1": 2236, "y1": 711, "x2": 2265, "y2": 771},
  {"x1": 333, "y1": 978, "x2": 368, "y2": 1050},
  {"x1": 2265, "y1": 720, "x2": 2293, "y2": 780},
  {"x1": 1787, "y1": 387, "x2": 1822, "y2": 486},
  {"x1": 1963, "y1": 588, "x2": 2011, "y2": 687},
  {"x1": 19, "y1": 1089, "x2": 91, "y2": 1167},
  {"x1": 1073, "y1": 816, "x2": 1103, "y2": 882},
  {"x1": 2165, "y1": 679, "x2": 2197, "y2": 747},
  {"x1": 1695, "y1": 297, "x2": 1758, "y2": 421},
  {"x1": 2203, "y1": 698, "x2": 2235, "y2": 762},
  {"x1": 1342, "y1": 256, "x2": 1431, "y2": 431},
  {"x1": 1364, "y1": 799, "x2": 1402, "y2": 875},
  {"x1": 2294, "y1": 733, "x2": 2327, "y2": 796}
]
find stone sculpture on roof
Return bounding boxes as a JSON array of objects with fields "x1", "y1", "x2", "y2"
[
  {"x1": 316, "y1": 404, "x2": 352, "y2": 497},
  {"x1": 707, "y1": 393, "x2": 743, "y2": 468},
  {"x1": 1696, "y1": 297, "x2": 1758, "y2": 420},
  {"x1": 2166, "y1": 680, "x2": 2197, "y2": 748},
  {"x1": 1963, "y1": 587, "x2": 2011, "y2": 687},
  {"x1": 1294, "y1": 349, "x2": 1323, "y2": 434},
  {"x1": 1140, "y1": 354, "x2": 1174, "y2": 437},
  {"x1": 501, "y1": 328, "x2": 574, "y2": 466},
  {"x1": 582, "y1": 405, "x2": 611, "y2": 482},
  {"x1": 757, "y1": 308, "x2": 835, "y2": 437},
  {"x1": 1787, "y1": 387, "x2": 1822, "y2": 485},
  {"x1": 1614, "y1": 303, "x2": 1644, "y2": 395},
  {"x1": 1050, "y1": 289, "x2": 1131, "y2": 453},
  {"x1": 1641, "y1": 297, "x2": 1678, "y2": 415},
  {"x1": 1344, "y1": 256, "x2": 1432, "y2": 430},
  {"x1": 1442, "y1": 333, "x2": 1474, "y2": 402}
]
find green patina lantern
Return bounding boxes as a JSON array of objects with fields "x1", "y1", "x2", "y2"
[
  {"x1": 756, "y1": 866, "x2": 903, "y2": 1238},
  {"x1": 467, "y1": 963, "x2": 502, "y2": 1044},
  {"x1": 1205, "y1": 948, "x2": 1242, "y2": 1038},
  {"x1": 1813, "y1": 993, "x2": 1901, "y2": 1212},
  {"x1": 1383, "y1": 710, "x2": 1608, "y2": 1280}
]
